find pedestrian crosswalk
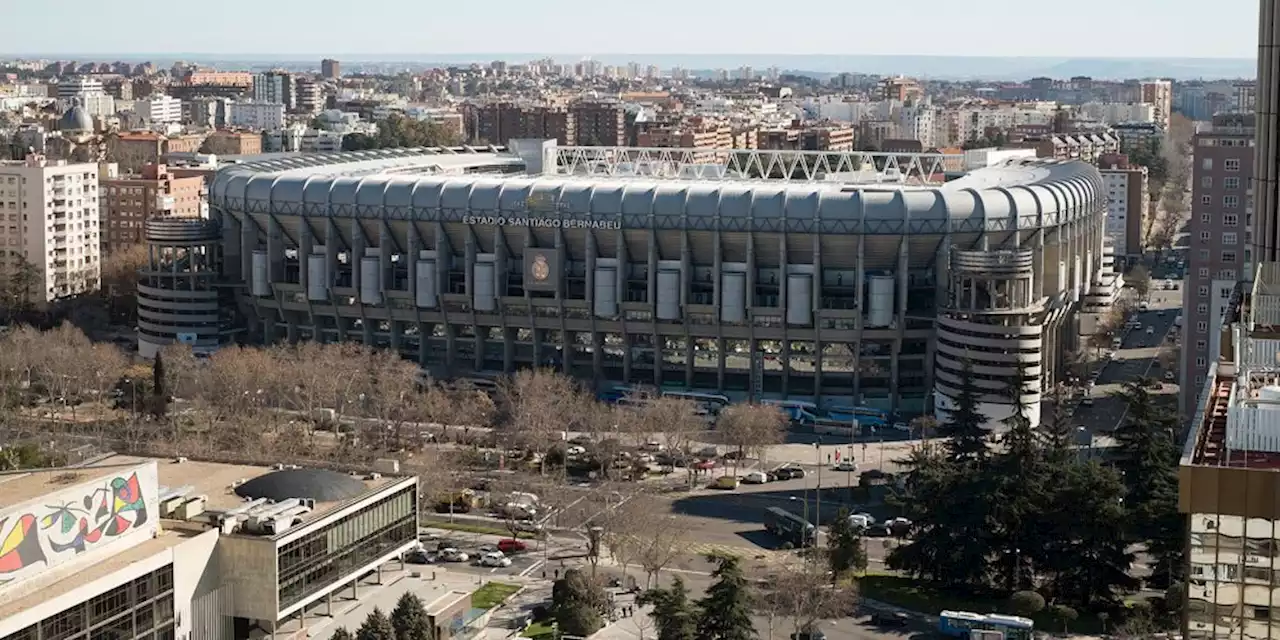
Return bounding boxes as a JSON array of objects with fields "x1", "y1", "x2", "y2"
[{"x1": 684, "y1": 542, "x2": 786, "y2": 561}]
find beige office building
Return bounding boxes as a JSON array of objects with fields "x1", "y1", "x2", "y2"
[{"x1": 0, "y1": 154, "x2": 101, "y2": 305}]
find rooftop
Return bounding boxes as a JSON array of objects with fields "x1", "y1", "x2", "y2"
[
  {"x1": 1184, "y1": 263, "x2": 1280, "y2": 470},
  {"x1": 0, "y1": 455, "x2": 402, "y2": 530},
  {"x1": 0, "y1": 526, "x2": 198, "y2": 621}
]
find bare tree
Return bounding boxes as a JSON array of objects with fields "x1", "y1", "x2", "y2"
[
  {"x1": 359, "y1": 347, "x2": 424, "y2": 450},
  {"x1": 100, "y1": 244, "x2": 149, "y2": 322},
  {"x1": 757, "y1": 559, "x2": 859, "y2": 637},
  {"x1": 632, "y1": 397, "x2": 706, "y2": 486},
  {"x1": 499, "y1": 369, "x2": 592, "y2": 475},
  {"x1": 634, "y1": 511, "x2": 692, "y2": 588},
  {"x1": 717, "y1": 403, "x2": 788, "y2": 473}
]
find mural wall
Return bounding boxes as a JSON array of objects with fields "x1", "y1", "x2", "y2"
[{"x1": 0, "y1": 462, "x2": 159, "y2": 592}]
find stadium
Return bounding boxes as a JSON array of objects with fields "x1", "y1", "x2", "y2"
[{"x1": 197, "y1": 141, "x2": 1107, "y2": 427}]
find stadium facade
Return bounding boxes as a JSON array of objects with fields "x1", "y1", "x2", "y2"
[{"x1": 201, "y1": 141, "x2": 1107, "y2": 426}]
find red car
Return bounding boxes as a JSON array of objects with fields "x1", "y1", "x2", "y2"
[{"x1": 497, "y1": 538, "x2": 528, "y2": 554}]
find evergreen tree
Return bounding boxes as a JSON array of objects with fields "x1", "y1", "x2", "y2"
[
  {"x1": 886, "y1": 445, "x2": 993, "y2": 589},
  {"x1": 1040, "y1": 384, "x2": 1077, "y2": 466},
  {"x1": 331, "y1": 628, "x2": 356, "y2": 640},
  {"x1": 695, "y1": 554, "x2": 756, "y2": 640},
  {"x1": 937, "y1": 360, "x2": 991, "y2": 465},
  {"x1": 551, "y1": 569, "x2": 606, "y2": 637},
  {"x1": 1114, "y1": 380, "x2": 1186, "y2": 586},
  {"x1": 391, "y1": 592, "x2": 432, "y2": 640},
  {"x1": 826, "y1": 507, "x2": 868, "y2": 578},
  {"x1": 638, "y1": 576, "x2": 697, "y2": 640},
  {"x1": 356, "y1": 608, "x2": 398, "y2": 640},
  {"x1": 152, "y1": 351, "x2": 166, "y2": 398},
  {"x1": 991, "y1": 368, "x2": 1049, "y2": 591},
  {"x1": 1046, "y1": 461, "x2": 1138, "y2": 608}
]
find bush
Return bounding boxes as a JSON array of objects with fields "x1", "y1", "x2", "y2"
[
  {"x1": 1046, "y1": 604, "x2": 1078, "y2": 633},
  {"x1": 1007, "y1": 591, "x2": 1045, "y2": 616}
]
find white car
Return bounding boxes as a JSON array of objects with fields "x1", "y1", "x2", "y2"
[
  {"x1": 832, "y1": 461, "x2": 858, "y2": 472},
  {"x1": 439, "y1": 548, "x2": 469, "y2": 562},
  {"x1": 566, "y1": 445, "x2": 587, "y2": 456},
  {"x1": 741, "y1": 471, "x2": 769, "y2": 484},
  {"x1": 1146, "y1": 326, "x2": 1155, "y2": 335},
  {"x1": 891, "y1": 421, "x2": 909, "y2": 432},
  {"x1": 479, "y1": 551, "x2": 512, "y2": 568}
]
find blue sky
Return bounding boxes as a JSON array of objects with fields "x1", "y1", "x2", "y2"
[{"x1": 1, "y1": 0, "x2": 1261, "y2": 59}]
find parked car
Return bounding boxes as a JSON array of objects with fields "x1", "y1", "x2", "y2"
[
  {"x1": 479, "y1": 551, "x2": 512, "y2": 568},
  {"x1": 406, "y1": 549, "x2": 431, "y2": 564},
  {"x1": 439, "y1": 548, "x2": 469, "y2": 562},
  {"x1": 711, "y1": 475, "x2": 740, "y2": 490},
  {"x1": 869, "y1": 612, "x2": 909, "y2": 628},
  {"x1": 779, "y1": 466, "x2": 806, "y2": 479},
  {"x1": 742, "y1": 471, "x2": 769, "y2": 484},
  {"x1": 832, "y1": 461, "x2": 858, "y2": 472},
  {"x1": 497, "y1": 538, "x2": 528, "y2": 554}
]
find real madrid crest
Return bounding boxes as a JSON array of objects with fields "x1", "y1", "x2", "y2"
[{"x1": 531, "y1": 254, "x2": 550, "y2": 281}]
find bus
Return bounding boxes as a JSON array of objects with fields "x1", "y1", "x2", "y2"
[
  {"x1": 661, "y1": 391, "x2": 731, "y2": 415},
  {"x1": 827, "y1": 405, "x2": 888, "y2": 427},
  {"x1": 763, "y1": 506, "x2": 816, "y2": 548},
  {"x1": 761, "y1": 400, "x2": 821, "y2": 424},
  {"x1": 938, "y1": 611, "x2": 1034, "y2": 640}
]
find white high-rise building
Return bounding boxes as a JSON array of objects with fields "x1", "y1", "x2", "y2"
[
  {"x1": 0, "y1": 155, "x2": 101, "y2": 304},
  {"x1": 56, "y1": 75, "x2": 115, "y2": 118},
  {"x1": 228, "y1": 102, "x2": 286, "y2": 130},
  {"x1": 138, "y1": 95, "x2": 182, "y2": 125}
]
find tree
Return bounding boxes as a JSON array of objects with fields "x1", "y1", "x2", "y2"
[
  {"x1": 695, "y1": 554, "x2": 756, "y2": 640},
  {"x1": 500, "y1": 369, "x2": 593, "y2": 475},
  {"x1": 634, "y1": 511, "x2": 691, "y2": 588},
  {"x1": 1113, "y1": 380, "x2": 1186, "y2": 586},
  {"x1": 632, "y1": 397, "x2": 709, "y2": 487},
  {"x1": 152, "y1": 350, "x2": 166, "y2": 397},
  {"x1": 1043, "y1": 461, "x2": 1137, "y2": 608},
  {"x1": 100, "y1": 244, "x2": 148, "y2": 323},
  {"x1": 357, "y1": 608, "x2": 398, "y2": 640},
  {"x1": 936, "y1": 360, "x2": 990, "y2": 464},
  {"x1": 760, "y1": 560, "x2": 858, "y2": 636},
  {"x1": 638, "y1": 576, "x2": 697, "y2": 640},
  {"x1": 391, "y1": 592, "x2": 432, "y2": 640},
  {"x1": 551, "y1": 568, "x2": 607, "y2": 637},
  {"x1": 990, "y1": 368, "x2": 1047, "y2": 591},
  {"x1": 716, "y1": 403, "x2": 787, "y2": 472},
  {"x1": 826, "y1": 507, "x2": 867, "y2": 578},
  {"x1": 1046, "y1": 604, "x2": 1078, "y2": 634},
  {"x1": 1127, "y1": 264, "x2": 1152, "y2": 301},
  {"x1": 331, "y1": 628, "x2": 356, "y2": 640},
  {"x1": 1007, "y1": 591, "x2": 1045, "y2": 616},
  {"x1": 0, "y1": 251, "x2": 41, "y2": 319}
]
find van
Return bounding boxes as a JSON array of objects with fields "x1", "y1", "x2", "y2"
[
  {"x1": 742, "y1": 471, "x2": 769, "y2": 484},
  {"x1": 712, "y1": 475, "x2": 740, "y2": 490}
]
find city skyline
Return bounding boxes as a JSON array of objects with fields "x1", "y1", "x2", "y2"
[{"x1": 0, "y1": 0, "x2": 1262, "y2": 60}]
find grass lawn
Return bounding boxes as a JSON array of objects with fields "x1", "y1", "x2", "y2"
[
  {"x1": 423, "y1": 519, "x2": 534, "y2": 539},
  {"x1": 472, "y1": 581, "x2": 522, "y2": 610},
  {"x1": 857, "y1": 574, "x2": 1104, "y2": 635},
  {"x1": 521, "y1": 621, "x2": 556, "y2": 639}
]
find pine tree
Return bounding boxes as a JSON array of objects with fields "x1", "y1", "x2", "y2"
[
  {"x1": 826, "y1": 507, "x2": 868, "y2": 577},
  {"x1": 991, "y1": 367, "x2": 1049, "y2": 591},
  {"x1": 391, "y1": 592, "x2": 432, "y2": 640},
  {"x1": 1046, "y1": 461, "x2": 1138, "y2": 608},
  {"x1": 356, "y1": 608, "x2": 398, "y2": 640},
  {"x1": 937, "y1": 359, "x2": 990, "y2": 465},
  {"x1": 695, "y1": 554, "x2": 756, "y2": 640},
  {"x1": 331, "y1": 628, "x2": 356, "y2": 640},
  {"x1": 1040, "y1": 384, "x2": 1077, "y2": 466},
  {"x1": 152, "y1": 350, "x2": 166, "y2": 397},
  {"x1": 551, "y1": 569, "x2": 606, "y2": 637},
  {"x1": 638, "y1": 575, "x2": 697, "y2": 640},
  {"x1": 1114, "y1": 379, "x2": 1186, "y2": 586}
]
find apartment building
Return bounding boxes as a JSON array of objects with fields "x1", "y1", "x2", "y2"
[
  {"x1": 202, "y1": 130, "x2": 263, "y2": 156},
  {"x1": 1113, "y1": 122, "x2": 1163, "y2": 153},
  {"x1": 321, "y1": 58, "x2": 341, "y2": 80},
  {"x1": 637, "y1": 119, "x2": 732, "y2": 149},
  {"x1": 252, "y1": 71, "x2": 295, "y2": 110},
  {"x1": 1140, "y1": 80, "x2": 1173, "y2": 131},
  {"x1": 56, "y1": 75, "x2": 115, "y2": 117},
  {"x1": 107, "y1": 132, "x2": 204, "y2": 172},
  {"x1": 228, "y1": 102, "x2": 286, "y2": 130},
  {"x1": 476, "y1": 103, "x2": 576, "y2": 146},
  {"x1": 572, "y1": 102, "x2": 627, "y2": 146},
  {"x1": 138, "y1": 95, "x2": 182, "y2": 125},
  {"x1": 100, "y1": 163, "x2": 205, "y2": 254},
  {"x1": 295, "y1": 77, "x2": 321, "y2": 114},
  {"x1": 1099, "y1": 160, "x2": 1149, "y2": 258},
  {"x1": 1183, "y1": 113, "x2": 1256, "y2": 417},
  {"x1": 0, "y1": 154, "x2": 101, "y2": 305}
]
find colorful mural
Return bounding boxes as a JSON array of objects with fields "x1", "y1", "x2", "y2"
[{"x1": 0, "y1": 464, "x2": 158, "y2": 591}]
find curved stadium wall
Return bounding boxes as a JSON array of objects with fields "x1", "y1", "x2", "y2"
[{"x1": 207, "y1": 150, "x2": 1105, "y2": 426}]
